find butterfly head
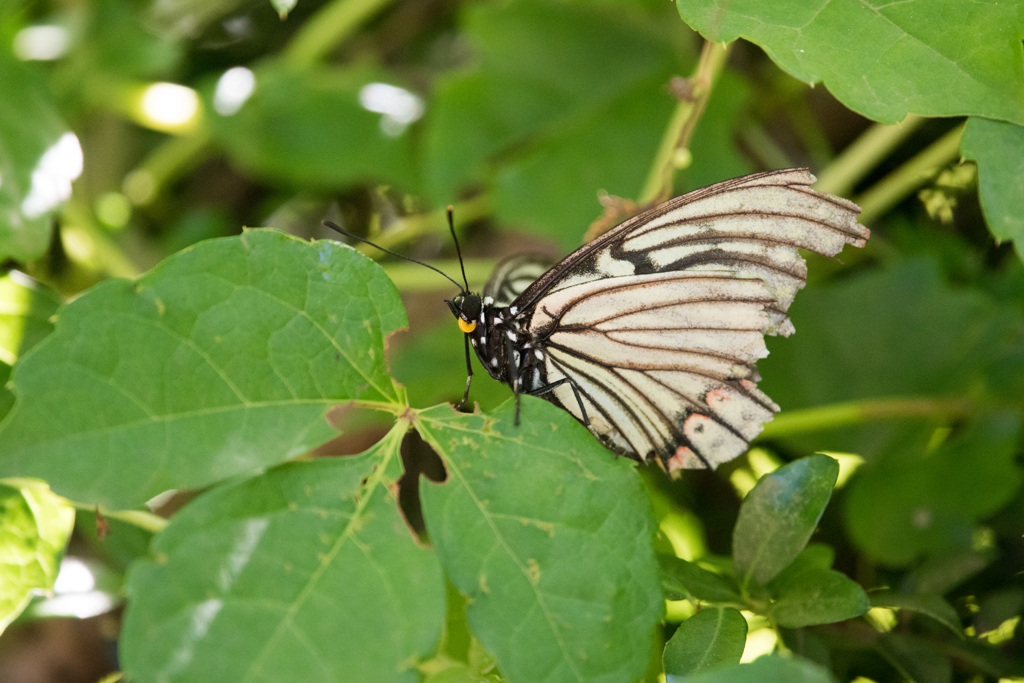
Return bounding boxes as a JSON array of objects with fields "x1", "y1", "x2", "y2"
[{"x1": 447, "y1": 293, "x2": 481, "y2": 334}]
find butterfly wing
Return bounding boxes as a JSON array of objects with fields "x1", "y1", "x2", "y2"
[
  {"x1": 516, "y1": 168, "x2": 869, "y2": 472},
  {"x1": 516, "y1": 168, "x2": 868, "y2": 313},
  {"x1": 484, "y1": 254, "x2": 554, "y2": 306}
]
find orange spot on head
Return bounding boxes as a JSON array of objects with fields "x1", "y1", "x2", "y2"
[
  {"x1": 458, "y1": 318, "x2": 477, "y2": 333},
  {"x1": 741, "y1": 379, "x2": 757, "y2": 391}
]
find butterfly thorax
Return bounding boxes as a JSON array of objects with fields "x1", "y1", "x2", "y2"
[{"x1": 449, "y1": 292, "x2": 543, "y2": 389}]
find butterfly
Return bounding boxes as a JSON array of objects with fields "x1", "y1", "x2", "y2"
[{"x1": 444, "y1": 169, "x2": 869, "y2": 475}]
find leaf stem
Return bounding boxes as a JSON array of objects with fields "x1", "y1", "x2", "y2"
[
  {"x1": 639, "y1": 41, "x2": 732, "y2": 205},
  {"x1": 854, "y1": 122, "x2": 966, "y2": 222},
  {"x1": 355, "y1": 194, "x2": 492, "y2": 257},
  {"x1": 383, "y1": 258, "x2": 496, "y2": 292},
  {"x1": 760, "y1": 396, "x2": 973, "y2": 439},
  {"x1": 61, "y1": 201, "x2": 143, "y2": 278},
  {"x1": 122, "y1": 130, "x2": 212, "y2": 206},
  {"x1": 283, "y1": 0, "x2": 396, "y2": 68},
  {"x1": 69, "y1": 501, "x2": 169, "y2": 533},
  {"x1": 813, "y1": 114, "x2": 926, "y2": 197},
  {"x1": 348, "y1": 398, "x2": 412, "y2": 415}
]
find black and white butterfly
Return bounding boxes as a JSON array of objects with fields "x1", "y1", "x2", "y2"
[{"x1": 444, "y1": 169, "x2": 869, "y2": 475}]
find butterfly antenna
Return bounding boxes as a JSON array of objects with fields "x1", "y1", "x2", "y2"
[
  {"x1": 321, "y1": 220, "x2": 465, "y2": 292},
  {"x1": 446, "y1": 205, "x2": 471, "y2": 292}
]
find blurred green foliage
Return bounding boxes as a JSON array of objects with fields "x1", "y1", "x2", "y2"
[{"x1": 0, "y1": 0, "x2": 1022, "y2": 681}]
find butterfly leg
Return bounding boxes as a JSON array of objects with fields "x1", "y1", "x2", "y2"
[
  {"x1": 457, "y1": 333, "x2": 473, "y2": 410},
  {"x1": 506, "y1": 336, "x2": 523, "y2": 426},
  {"x1": 526, "y1": 378, "x2": 591, "y2": 427}
]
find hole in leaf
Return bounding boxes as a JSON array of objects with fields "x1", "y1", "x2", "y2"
[{"x1": 397, "y1": 429, "x2": 447, "y2": 542}]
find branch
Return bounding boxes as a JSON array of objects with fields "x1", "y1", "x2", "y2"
[
  {"x1": 284, "y1": 0, "x2": 396, "y2": 67},
  {"x1": 639, "y1": 41, "x2": 732, "y2": 205},
  {"x1": 854, "y1": 123, "x2": 965, "y2": 223},
  {"x1": 355, "y1": 194, "x2": 491, "y2": 256},
  {"x1": 814, "y1": 114, "x2": 926, "y2": 198},
  {"x1": 760, "y1": 396, "x2": 973, "y2": 439},
  {"x1": 70, "y1": 501, "x2": 169, "y2": 534}
]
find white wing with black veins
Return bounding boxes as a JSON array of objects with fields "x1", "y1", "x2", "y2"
[{"x1": 516, "y1": 169, "x2": 869, "y2": 473}]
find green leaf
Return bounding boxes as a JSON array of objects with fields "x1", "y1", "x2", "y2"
[
  {"x1": 121, "y1": 425, "x2": 445, "y2": 683},
  {"x1": 0, "y1": 52, "x2": 78, "y2": 262},
  {"x1": 760, "y1": 260, "x2": 1024, "y2": 456},
  {"x1": 663, "y1": 607, "x2": 746, "y2": 677},
  {"x1": 961, "y1": 117, "x2": 1024, "y2": 261},
  {"x1": 935, "y1": 634, "x2": 1017, "y2": 679},
  {"x1": 206, "y1": 63, "x2": 419, "y2": 192},
  {"x1": 0, "y1": 230, "x2": 407, "y2": 508},
  {"x1": 900, "y1": 549, "x2": 992, "y2": 595},
  {"x1": 844, "y1": 414, "x2": 1022, "y2": 565},
  {"x1": 974, "y1": 588, "x2": 1024, "y2": 635},
  {"x1": 672, "y1": 655, "x2": 837, "y2": 683},
  {"x1": 675, "y1": 0, "x2": 1024, "y2": 125},
  {"x1": 0, "y1": 272, "x2": 60, "y2": 365},
  {"x1": 733, "y1": 455, "x2": 839, "y2": 588},
  {"x1": 875, "y1": 633, "x2": 952, "y2": 683},
  {"x1": 658, "y1": 555, "x2": 741, "y2": 604},
  {"x1": 76, "y1": 0, "x2": 183, "y2": 79},
  {"x1": 769, "y1": 567, "x2": 869, "y2": 628},
  {"x1": 424, "y1": 0, "x2": 685, "y2": 234},
  {"x1": 0, "y1": 478, "x2": 75, "y2": 632},
  {"x1": 869, "y1": 590, "x2": 962, "y2": 637},
  {"x1": 415, "y1": 398, "x2": 662, "y2": 683},
  {"x1": 766, "y1": 544, "x2": 835, "y2": 593},
  {"x1": 492, "y1": 71, "x2": 676, "y2": 248},
  {"x1": 0, "y1": 272, "x2": 60, "y2": 421}
]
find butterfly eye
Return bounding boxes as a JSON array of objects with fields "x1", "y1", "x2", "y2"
[{"x1": 458, "y1": 318, "x2": 476, "y2": 333}]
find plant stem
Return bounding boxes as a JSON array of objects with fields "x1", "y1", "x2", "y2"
[
  {"x1": 70, "y1": 501, "x2": 169, "y2": 533},
  {"x1": 814, "y1": 115, "x2": 926, "y2": 197},
  {"x1": 284, "y1": 0, "x2": 396, "y2": 67},
  {"x1": 854, "y1": 122, "x2": 965, "y2": 222},
  {"x1": 760, "y1": 396, "x2": 973, "y2": 439},
  {"x1": 740, "y1": 123, "x2": 796, "y2": 171},
  {"x1": 639, "y1": 41, "x2": 732, "y2": 205},
  {"x1": 383, "y1": 258, "x2": 496, "y2": 292},
  {"x1": 62, "y1": 201, "x2": 142, "y2": 278},
  {"x1": 356, "y1": 194, "x2": 492, "y2": 256},
  {"x1": 123, "y1": 130, "x2": 212, "y2": 206}
]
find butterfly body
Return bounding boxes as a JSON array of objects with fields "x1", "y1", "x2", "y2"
[
  {"x1": 449, "y1": 293, "x2": 554, "y2": 403},
  {"x1": 447, "y1": 169, "x2": 869, "y2": 475}
]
